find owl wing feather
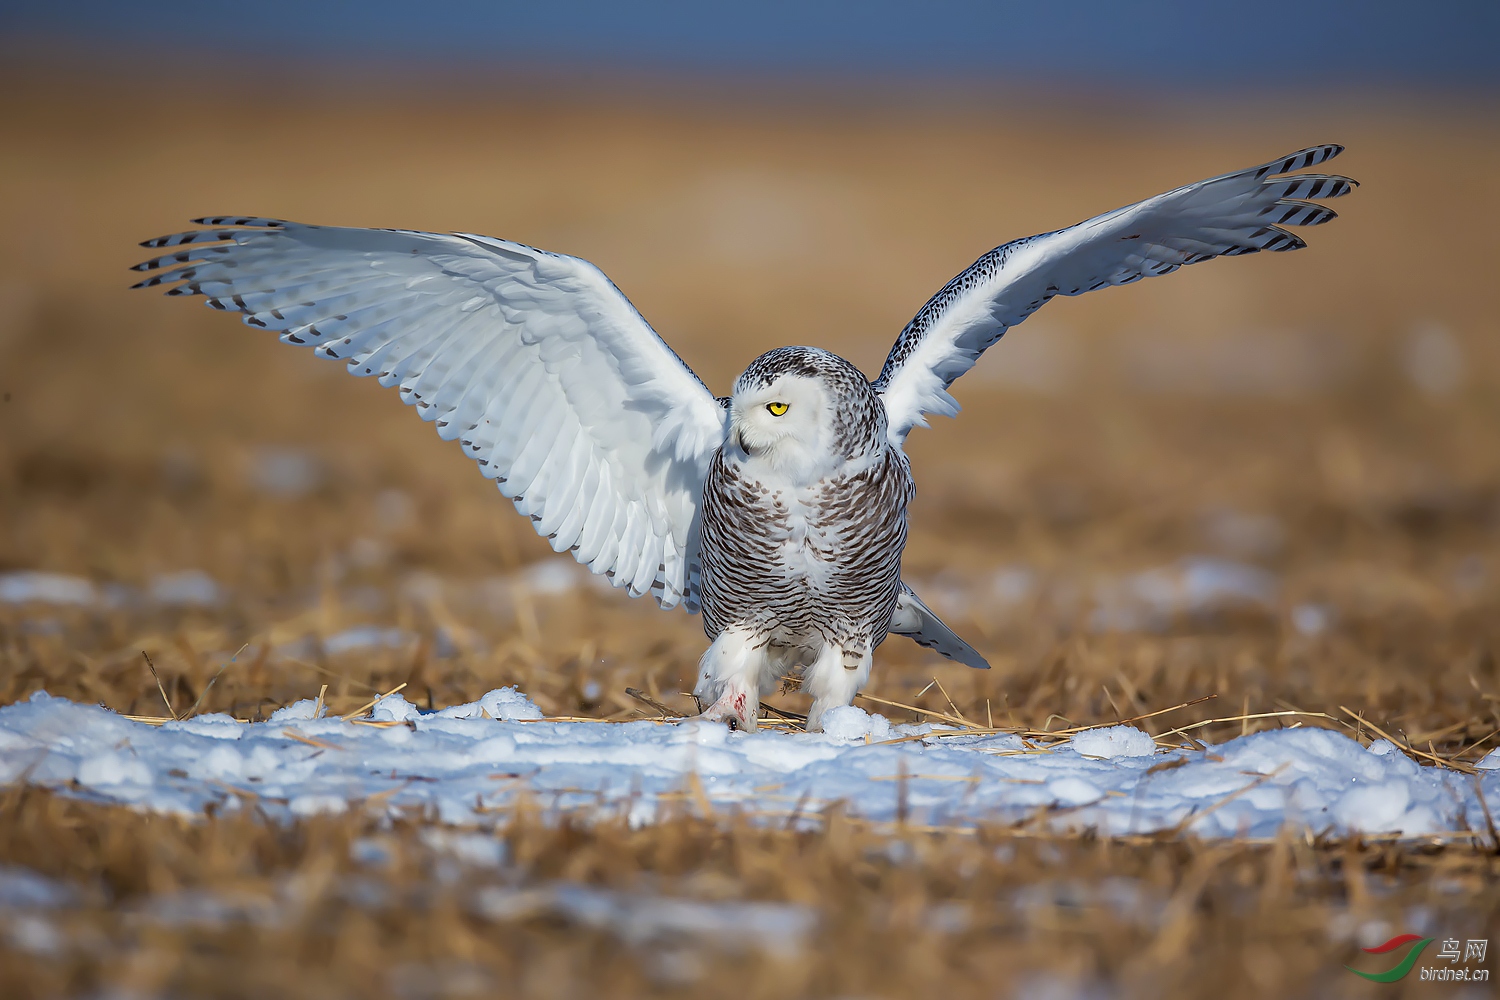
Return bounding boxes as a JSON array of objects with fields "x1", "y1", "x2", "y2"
[
  {"x1": 132, "y1": 219, "x2": 727, "y2": 610},
  {"x1": 874, "y1": 144, "x2": 1356, "y2": 444},
  {"x1": 890, "y1": 583, "x2": 990, "y2": 670}
]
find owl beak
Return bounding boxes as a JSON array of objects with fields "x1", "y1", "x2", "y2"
[{"x1": 735, "y1": 427, "x2": 754, "y2": 455}]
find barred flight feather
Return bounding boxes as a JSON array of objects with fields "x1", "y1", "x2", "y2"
[
  {"x1": 130, "y1": 220, "x2": 726, "y2": 610},
  {"x1": 874, "y1": 143, "x2": 1357, "y2": 444}
]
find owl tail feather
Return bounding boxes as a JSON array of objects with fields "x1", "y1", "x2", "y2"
[{"x1": 890, "y1": 583, "x2": 990, "y2": 669}]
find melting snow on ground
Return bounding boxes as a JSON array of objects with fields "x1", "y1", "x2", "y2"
[
  {"x1": 2, "y1": 690, "x2": 1497, "y2": 840},
  {"x1": 0, "y1": 854, "x2": 816, "y2": 973},
  {"x1": 0, "y1": 573, "x2": 100, "y2": 607}
]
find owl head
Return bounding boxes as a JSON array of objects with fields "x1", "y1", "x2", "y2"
[{"x1": 728, "y1": 347, "x2": 886, "y2": 480}]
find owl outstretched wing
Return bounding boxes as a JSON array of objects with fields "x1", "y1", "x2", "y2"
[
  {"x1": 873, "y1": 144, "x2": 1357, "y2": 444},
  {"x1": 132, "y1": 220, "x2": 727, "y2": 610}
]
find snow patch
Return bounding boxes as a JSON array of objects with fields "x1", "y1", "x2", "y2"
[
  {"x1": 1046, "y1": 777, "x2": 1104, "y2": 806},
  {"x1": 521, "y1": 560, "x2": 584, "y2": 596},
  {"x1": 371, "y1": 693, "x2": 423, "y2": 722},
  {"x1": 149, "y1": 570, "x2": 223, "y2": 607},
  {"x1": 289, "y1": 794, "x2": 349, "y2": 817},
  {"x1": 1291, "y1": 603, "x2": 1333, "y2": 636},
  {"x1": 248, "y1": 447, "x2": 322, "y2": 498},
  {"x1": 1090, "y1": 557, "x2": 1277, "y2": 632},
  {"x1": 5, "y1": 915, "x2": 64, "y2": 955},
  {"x1": 471, "y1": 882, "x2": 814, "y2": 955},
  {"x1": 0, "y1": 572, "x2": 96, "y2": 606},
  {"x1": 323, "y1": 626, "x2": 416, "y2": 656},
  {"x1": 819, "y1": 705, "x2": 892, "y2": 742},
  {"x1": 161, "y1": 713, "x2": 247, "y2": 740},
  {"x1": 420, "y1": 830, "x2": 507, "y2": 869},
  {"x1": 269, "y1": 699, "x2": 325, "y2": 722},
  {"x1": 475, "y1": 686, "x2": 544, "y2": 722},
  {"x1": 77, "y1": 750, "x2": 153, "y2": 787},
  {"x1": 1070, "y1": 725, "x2": 1155, "y2": 759},
  {"x1": 0, "y1": 866, "x2": 78, "y2": 910},
  {"x1": 0, "y1": 690, "x2": 1493, "y2": 839}
]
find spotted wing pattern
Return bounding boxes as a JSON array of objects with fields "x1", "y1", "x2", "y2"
[
  {"x1": 133, "y1": 219, "x2": 727, "y2": 609},
  {"x1": 874, "y1": 144, "x2": 1357, "y2": 443}
]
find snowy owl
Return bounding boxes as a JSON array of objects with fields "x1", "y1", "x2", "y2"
[{"x1": 132, "y1": 144, "x2": 1355, "y2": 731}]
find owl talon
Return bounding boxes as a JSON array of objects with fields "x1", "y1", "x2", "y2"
[{"x1": 699, "y1": 688, "x2": 758, "y2": 732}]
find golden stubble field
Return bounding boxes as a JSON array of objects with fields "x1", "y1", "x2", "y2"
[{"x1": 0, "y1": 65, "x2": 1497, "y2": 998}]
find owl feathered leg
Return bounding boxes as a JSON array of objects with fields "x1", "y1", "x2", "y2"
[
  {"x1": 694, "y1": 626, "x2": 776, "y2": 731},
  {"x1": 804, "y1": 641, "x2": 872, "y2": 732}
]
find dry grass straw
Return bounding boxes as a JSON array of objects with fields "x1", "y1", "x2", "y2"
[
  {"x1": 339, "y1": 682, "x2": 409, "y2": 722},
  {"x1": 140, "y1": 650, "x2": 176, "y2": 720},
  {"x1": 1, "y1": 784, "x2": 1496, "y2": 1000}
]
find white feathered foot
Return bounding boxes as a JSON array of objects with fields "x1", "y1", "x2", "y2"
[
  {"x1": 803, "y1": 641, "x2": 873, "y2": 732},
  {"x1": 694, "y1": 630, "x2": 871, "y2": 732},
  {"x1": 693, "y1": 627, "x2": 775, "y2": 731}
]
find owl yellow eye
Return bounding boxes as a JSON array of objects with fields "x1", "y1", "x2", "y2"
[{"x1": 766, "y1": 401, "x2": 788, "y2": 416}]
